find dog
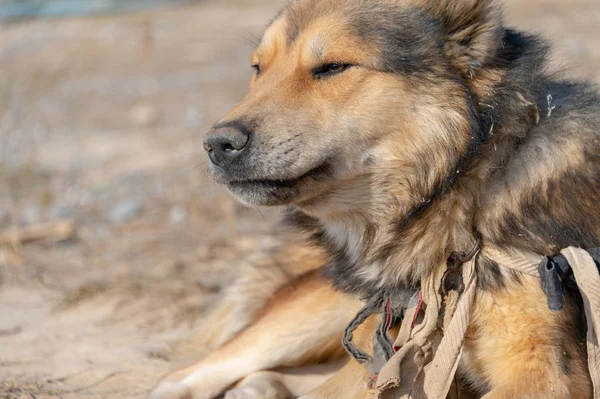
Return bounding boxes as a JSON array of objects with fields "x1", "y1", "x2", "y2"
[{"x1": 148, "y1": 0, "x2": 600, "y2": 397}]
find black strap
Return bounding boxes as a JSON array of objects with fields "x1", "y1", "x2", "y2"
[
  {"x1": 342, "y1": 294, "x2": 405, "y2": 376},
  {"x1": 373, "y1": 298, "x2": 399, "y2": 370},
  {"x1": 342, "y1": 297, "x2": 382, "y2": 366},
  {"x1": 539, "y1": 247, "x2": 600, "y2": 311}
]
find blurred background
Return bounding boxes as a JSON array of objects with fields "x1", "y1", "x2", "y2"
[{"x1": 0, "y1": 0, "x2": 598, "y2": 397}]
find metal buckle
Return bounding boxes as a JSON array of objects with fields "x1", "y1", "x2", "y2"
[{"x1": 442, "y1": 237, "x2": 481, "y2": 296}]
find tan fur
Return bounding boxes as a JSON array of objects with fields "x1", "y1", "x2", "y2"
[
  {"x1": 301, "y1": 317, "x2": 378, "y2": 399},
  {"x1": 463, "y1": 277, "x2": 591, "y2": 398},
  {"x1": 186, "y1": 242, "x2": 327, "y2": 351}
]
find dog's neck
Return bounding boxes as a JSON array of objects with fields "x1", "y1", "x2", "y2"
[{"x1": 291, "y1": 171, "x2": 479, "y2": 295}]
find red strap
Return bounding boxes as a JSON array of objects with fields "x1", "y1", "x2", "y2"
[
  {"x1": 383, "y1": 298, "x2": 393, "y2": 331},
  {"x1": 411, "y1": 291, "x2": 424, "y2": 329}
]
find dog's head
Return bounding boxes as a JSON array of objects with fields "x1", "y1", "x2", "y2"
[{"x1": 205, "y1": 0, "x2": 502, "y2": 216}]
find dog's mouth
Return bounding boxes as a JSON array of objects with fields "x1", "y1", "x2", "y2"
[
  {"x1": 224, "y1": 163, "x2": 333, "y2": 206},
  {"x1": 228, "y1": 163, "x2": 331, "y2": 188}
]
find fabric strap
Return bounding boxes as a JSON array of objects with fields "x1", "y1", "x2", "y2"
[{"x1": 375, "y1": 253, "x2": 478, "y2": 398}]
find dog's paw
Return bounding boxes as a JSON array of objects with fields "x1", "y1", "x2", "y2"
[
  {"x1": 224, "y1": 387, "x2": 263, "y2": 399},
  {"x1": 147, "y1": 381, "x2": 193, "y2": 399},
  {"x1": 224, "y1": 382, "x2": 292, "y2": 399}
]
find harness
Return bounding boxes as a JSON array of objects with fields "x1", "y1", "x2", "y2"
[{"x1": 342, "y1": 242, "x2": 600, "y2": 398}]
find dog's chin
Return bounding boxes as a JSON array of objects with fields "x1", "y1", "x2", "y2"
[
  {"x1": 217, "y1": 163, "x2": 333, "y2": 207},
  {"x1": 226, "y1": 180, "x2": 303, "y2": 206}
]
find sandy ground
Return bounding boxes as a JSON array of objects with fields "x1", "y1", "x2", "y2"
[{"x1": 0, "y1": 0, "x2": 598, "y2": 398}]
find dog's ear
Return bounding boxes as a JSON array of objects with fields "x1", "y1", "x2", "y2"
[{"x1": 433, "y1": 0, "x2": 503, "y2": 77}]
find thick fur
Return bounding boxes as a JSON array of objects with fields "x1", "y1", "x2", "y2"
[{"x1": 149, "y1": 0, "x2": 600, "y2": 398}]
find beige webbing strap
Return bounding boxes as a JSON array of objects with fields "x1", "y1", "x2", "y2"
[
  {"x1": 561, "y1": 248, "x2": 600, "y2": 399},
  {"x1": 480, "y1": 246, "x2": 540, "y2": 277},
  {"x1": 422, "y1": 255, "x2": 477, "y2": 398},
  {"x1": 395, "y1": 295, "x2": 421, "y2": 350},
  {"x1": 375, "y1": 265, "x2": 444, "y2": 396},
  {"x1": 375, "y1": 256, "x2": 478, "y2": 398}
]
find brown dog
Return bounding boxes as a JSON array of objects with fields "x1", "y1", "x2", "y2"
[{"x1": 149, "y1": 0, "x2": 600, "y2": 397}]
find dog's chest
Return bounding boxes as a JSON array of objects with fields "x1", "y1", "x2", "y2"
[{"x1": 320, "y1": 222, "x2": 390, "y2": 295}]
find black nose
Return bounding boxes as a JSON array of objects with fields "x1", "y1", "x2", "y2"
[{"x1": 203, "y1": 125, "x2": 249, "y2": 167}]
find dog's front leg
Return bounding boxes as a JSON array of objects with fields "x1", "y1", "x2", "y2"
[
  {"x1": 224, "y1": 362, "x2": 343, "y2": 399},
  {"x1": 299, "y1": 359, "x2": 372, "y2": 399},
  {"x1": 299, "y1": 315, "x2": 380, "y2": 399},
  {"x1": 148, "y1": 273, "x2": 362, "y2": 399}
]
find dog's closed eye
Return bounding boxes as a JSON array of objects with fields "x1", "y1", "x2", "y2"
[{"x1": 312, "y1": 63, "x2": 353, "y2": 79}]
